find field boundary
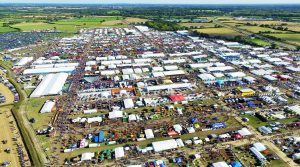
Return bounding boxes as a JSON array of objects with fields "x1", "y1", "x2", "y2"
[{"x1": 0, "y1": 62, "x2": 46, "y2": 167}]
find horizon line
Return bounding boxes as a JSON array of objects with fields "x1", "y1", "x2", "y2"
[{"x1": 3, "y1": 2, "x2": 300, "y2": 5}]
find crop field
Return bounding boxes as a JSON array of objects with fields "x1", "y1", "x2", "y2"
[
  {"x1": 61, "y1": 16, "x2": 122, "y2": 22},
  {"x1": 238, "y1": 26, "x2": 286, "y2": 33},
  {"x1": 194, "y1": 27, "x2": 245, "y2": 38},
  {"x1": 100, "y1": 17, "x2": 148, "y2": 26},
  {"x1": 180, "y1": 22, "x2": 215, "y2": 28},
  {"x1": 267, "y1": 33, "x2": 300, "y2": 45},
  {"x1": 221, "y1": 19, "x2": 300, "y2": 33}
]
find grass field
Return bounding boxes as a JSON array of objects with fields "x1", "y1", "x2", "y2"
[
  {"x1": 25, "y1": 97, "x2": 55, "y2": 130},
  {"x1": 0, "y1": 22, "x2": 18, "y2": 33},
  {"x1": 100, "y1": 17, "x2": 147, "y2": 26},
  {"x1": 242, "y1": 115, "x2": 299, "y2": 128},
  {"x1": 61, "y1": 126, "x2": 242, "y2": 162},
  {"x1": 11, "y1": 17, "x2": 146, "y2": 33},
  {"x1": 60, "y1": 16, "x2": 122, "y2": 22},
  {"x1": 0, "y1": 83, "x2": 14, "y2": 105},
  {"x1": 239, "y1": 26, "x2": 286, "y2": 33},
  {"x1": 246, "y1": 38, "x2": 271, "y2": 46},
  {"x1": 180, "y1": 22, "x2": 215, "y2": 28},
  {"x1": 234, "y1": 146, "x2": 288, "y2": 167},
  {"x1": 194, "y1": 27, "x2": 245, "y2": 38},
  {"x1": 266, "y1": 33, "x2": 300, "y2": 46},
  {"x1": 12, "y1": 22, "x2": 86, "y2": 33},
  {"x1": 221, "y1": 19, "x2": 300, "y2": 33},
  {"x1": 0, "y1": 26, "x2": 17, "y2": 33}
]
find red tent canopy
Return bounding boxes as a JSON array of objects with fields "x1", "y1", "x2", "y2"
[
  {"x1": 233, "y1": 133, "x2": 242, "y2": 139},
  {"x1": 168, "y1": 95, "x2": 186, "y2": 102},
  {"x1": 168, "y1": 130, "x2": 178, "y2": 137}
]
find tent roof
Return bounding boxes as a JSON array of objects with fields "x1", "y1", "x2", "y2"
[
  {"x1": 114, "y1": 147, "x2": 125, "y2": 159},
  {"x1": 152, "y1": 139, "x2": 178, "y2": 152},
  {"x1": 169, "y1": 95, "x2": 186, "y2": 102}
]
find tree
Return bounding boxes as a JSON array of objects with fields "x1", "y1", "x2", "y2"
[{"x1": 270, "y1": 43, "x2": 277, "y2": 49}]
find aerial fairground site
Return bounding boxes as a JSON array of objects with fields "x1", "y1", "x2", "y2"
[{"x1": 0, "y1": 0, "x2": 300, "y2": 166}]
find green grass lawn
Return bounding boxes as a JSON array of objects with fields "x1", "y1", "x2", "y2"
[
  {"x1": 242, "y1": 115, "x2": 299, "y2": 128},
  {"x1": 25, "y1": 97, "x2": 55, "y2": 130},
  {"x1": 267, "y1": 33, "x2": 300, "y2": 46}
]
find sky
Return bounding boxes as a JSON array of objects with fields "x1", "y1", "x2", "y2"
[{"x1": 4, "y1": 0, "x2": 300, "y2": 4}]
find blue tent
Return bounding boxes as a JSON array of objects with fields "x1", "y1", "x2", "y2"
[
  {"x1": 231, "y1": 161, "x2": 243, "y2": 167},
  {"x1": 191, "y1": 117, "x2": 197, "y2": 124},
  {"x1": 236, "y1": 79, "x2": 243, "y2": 84},
  {"x1": 247, "y1": 101, "x2": 255, "y2": 107},
  {"x1": 175, "y1": 157, "x2": 182, "y2": 163},
  {"x1": 216, "y1": 80, "x2": 224, "y2": 86},
  {"x1": 211, "y1": 122, "x2": 226, "y2": 129},
  {"x1": 94, "y1": 136, "x2": 99, "y2": 143}
]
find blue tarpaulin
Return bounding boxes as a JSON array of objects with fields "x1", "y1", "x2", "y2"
[
  {"x1": 231, "y1": 161, "x2": 243, "y2": 167},
  {"x1": 211, "y1": 122, "x2": 226, "y2": 129}
]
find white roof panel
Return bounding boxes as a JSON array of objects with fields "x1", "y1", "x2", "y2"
[{"x1": 31, "y1": 73, "x2": 68, "y2": 97}]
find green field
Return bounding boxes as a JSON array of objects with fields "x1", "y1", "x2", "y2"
[
  {"x1": 246, "y1": 38, "x2": 271, "y2": 46},
  {"x1": 267, "y1": 33, "x2": 300, "y2": 45},
  {"x1": 234, "y1": 146, "x2": 288, "y2": 167},
  {"x1": 11, "y1": 16, "x2": 125, "y2": 33},
  {"x1": 0, "y1": 22, "x2": 18, "y2": 33},
  {"x1": 194, "y1": 27, "x2": 245, "y2": 38},
  {"x1": 9, "y1": 16, "x2": 146, "y2": 33},
  {"x1": 242, "y1": 115, "x2": 299, "y2": 128},
  {"x1": 180, "y1": 22, "x2": 215, "y2": 28},
  {"x1": 25, "y1": 97, "x2": 55, "y2": 130},
  {"x1": 239, "y1": 26, "x2": 286, "y2": 33}
]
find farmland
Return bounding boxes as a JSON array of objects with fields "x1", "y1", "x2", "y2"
[
  {"x1": 266, "y1": 33, "x2": 300, "y2": 46},
  {"x1": 0, "y1": 23, "x2": 18, "y2": 33},
  {"x1": 194, "y1": 27, "x2": 245, "y2": 38},
  {"x1": 246, "y1": 38, "x2": 271, "y2": 46},
  {"x1": 180, "y1": 22, "x2": 216, "y2": 29},
  {"x1": 10, "y1": 17, "x2": 147, "y2": 33},
  {"x1": 238, "y1": 26, "x2": 286, "y2": 33}
]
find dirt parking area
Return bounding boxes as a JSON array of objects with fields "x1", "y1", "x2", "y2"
[
  {"x1": 0, "y1": 106, "x2": 31, "y2": 167},
  {"x1": 0, "y1": 83, "x2": 14, "y2": 105}
]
